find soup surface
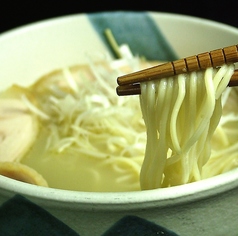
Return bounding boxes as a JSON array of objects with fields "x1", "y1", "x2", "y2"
[{"x1": 1, "y1": 56, "x2": 238, "y2": 192}]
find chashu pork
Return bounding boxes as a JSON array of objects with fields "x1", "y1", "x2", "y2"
[{"x1": 0, "y1": 86, "x2": 48, "y2": 187}]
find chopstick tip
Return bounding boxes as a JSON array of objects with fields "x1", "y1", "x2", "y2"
[{"x1": 116, "y1": 84, "x2": 141, "y2": 96}]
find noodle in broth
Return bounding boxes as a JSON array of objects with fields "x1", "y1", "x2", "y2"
[{"x1": 1, "y1": 52, "x2": 238, "y2": 192}]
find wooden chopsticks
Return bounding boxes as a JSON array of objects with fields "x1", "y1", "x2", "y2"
[{"x1": 116, "y1": 44, "x2": 238, "y2": 96}]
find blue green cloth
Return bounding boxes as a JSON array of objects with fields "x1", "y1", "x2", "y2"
[
  {"x1": 102, "y1": 215, "x2": 179, "y2": 236},
  {"x1": 0, "y1": 195, "x2": 79, "y2": 236},
  {"x1": 0, "y1": 194, "x2": 179, "y2": 236},
  {"x1": 88, "y1": 12, "x2": 178, "y2": 61}
]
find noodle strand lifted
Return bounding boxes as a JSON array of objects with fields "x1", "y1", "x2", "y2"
[{"x1": 139, "y1": 64, "x2": 235, "y2": 190}]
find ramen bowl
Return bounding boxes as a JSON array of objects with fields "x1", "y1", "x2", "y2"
[{"x1": 0, "y1": 11, "x2": 238, "y2": 236}]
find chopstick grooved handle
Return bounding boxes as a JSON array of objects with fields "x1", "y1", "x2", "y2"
[
  {"x1": 223, "y1": 45, "x2": 238, "y2": 63},
  {"x1": 221, "y1": 48, "x2": 227, "y2": 64},
  {"x1": 117, "y1": 44, "x2": 238, "y2": 87},
  {"x1": 196, "y1": 55, "x2": 201, "y2": 70}
]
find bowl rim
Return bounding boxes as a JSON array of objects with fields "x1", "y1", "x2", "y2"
[
  {"x1": 1, "y1": 168, "x2": 238, "y2": 210},
  {"x1": 0, "y1": 11, "x2": 238, "y2": 210}
]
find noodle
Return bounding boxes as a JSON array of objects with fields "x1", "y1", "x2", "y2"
[{"x1": 140, "y1": 64, "x2": 235, "y2": 190}]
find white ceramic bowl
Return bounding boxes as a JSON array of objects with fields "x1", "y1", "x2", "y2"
[{"x1": 0, "y1": 11, "x2": 238, "y2": 236}]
